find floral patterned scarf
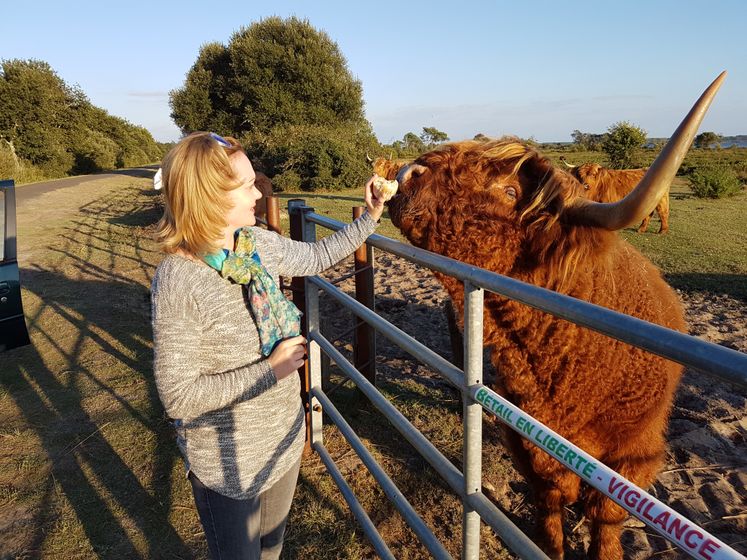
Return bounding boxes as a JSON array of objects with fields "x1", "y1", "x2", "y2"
[{"x1": 204, "y1": 228, "x2": 302, "y2": 356}]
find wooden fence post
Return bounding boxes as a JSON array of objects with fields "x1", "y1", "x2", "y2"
[
  {"x1": 288, "y1": 199, "x2": 312, "y2": 452},
  {"x1": 265, "y1": 195, "x2": 282, "y2": 235}
]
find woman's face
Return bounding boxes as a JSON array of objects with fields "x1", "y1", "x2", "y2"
[{"x1": 225, "y1": 151, "x2": 263, "y2": 230}]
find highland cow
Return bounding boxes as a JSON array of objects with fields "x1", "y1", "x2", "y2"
[
  {"x1": 384, "y1": 74, "x2": 725, "y2": 559},
  {"x1": 559, "y1": 159, "x2": 668, "y2": 233}
]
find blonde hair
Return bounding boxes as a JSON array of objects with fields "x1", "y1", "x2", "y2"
[{"x1": 154, "y1": 132, "x2": 245, "y2": 256}]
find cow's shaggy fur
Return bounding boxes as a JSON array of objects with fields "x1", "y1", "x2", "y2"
[
  {"x1": 385, "y1": 140, "x2": 685, "y2": 560},
  {"x1": 565, "y1": 162, "x2": 669, "y2": 233}
]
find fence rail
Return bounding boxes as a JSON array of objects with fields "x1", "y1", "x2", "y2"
[
  {"x1": 285, "y1": 199, "x2": 747, "y2": 560},
  {"x1": 306, "y1": 212, "x2": 747, "y2": 388}
]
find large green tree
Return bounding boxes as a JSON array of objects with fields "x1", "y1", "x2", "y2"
[
  {"x1": 694, "y1": 131, "x2": 722, "y2": 149},
  {"x1": 170, "y1": 17, "x2": 366, "y2": 135},
  {"x1": 0, "y1": 59, "x2": 78, "y2": 174},
  {"x1": 170, "y1": 17, "x2": 376, "y2": 191},
  {"x1": 602, "y1": 121, "x2": 647, "y2": 169},
  {"x1": 571, "y1": 129, "x2": 607, "y2": 151},
  {"x1": 170, "y1": 17, "x2": 378, "y2": 190},
  {"x1": 420, "y1": 126, "x2": 448, "y2": 148}
]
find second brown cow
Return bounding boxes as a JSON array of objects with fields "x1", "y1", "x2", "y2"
[{"x1": 560, "y1": 158, "x2": 669, "y2": 233}]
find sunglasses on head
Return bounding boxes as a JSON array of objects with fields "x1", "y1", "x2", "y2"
[
  {"x1": 153, "y1": 132, "x2": 233, "y2": 190},
  {"x1": 209, "y1": 132, "x2": 232, "y2": 148}
]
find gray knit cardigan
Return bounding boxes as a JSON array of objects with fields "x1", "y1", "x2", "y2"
[{"x1": 151, "y1": 213, "x2": 377, "y2": 498}]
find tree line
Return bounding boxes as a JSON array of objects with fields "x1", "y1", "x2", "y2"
[
  {"x1": 570, "y1": 125, "x2": 725, "y2": 169},
  {"x1": 0, "y1": 59, "x2": 166, "y2": 183}
]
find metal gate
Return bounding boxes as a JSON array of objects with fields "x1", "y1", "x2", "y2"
[{"x1": 283, "y1": 199, "x2": 747, "y2": 560}]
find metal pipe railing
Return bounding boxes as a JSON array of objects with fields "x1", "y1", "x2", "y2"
[
  {"x1": 306, "y1": 212, "x2": 747, "y2": 388},
  {"x1": 312, "y1": 387, "x2": 454, "y2": 560},
  {"x1": 308, "y1": 276, "x2": 464, "y2": 388},
  {"x1": 462, "y1": 281, "x2": 484, "y2": 559},
  {"x1": 313, "y1": 442, "x2": 396, "y2": 560},
  {"x1": 310, "y1": 329, "x2": 549, "y2": 560},
  {"x1": 300, "y1": 207, "x2": 746, "y2": 559}
]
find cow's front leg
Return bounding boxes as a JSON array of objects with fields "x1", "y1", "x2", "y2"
[
  {"x1": 527, "y1": 449, "x2": 581, "y2": 560},
  {"x1": 585, "y1": 491, "x2": 626, "y2": 560}
]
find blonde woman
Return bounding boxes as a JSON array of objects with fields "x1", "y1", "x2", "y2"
[{"x1": 151, "y1": 132, "x2": 384, "y2": 559}]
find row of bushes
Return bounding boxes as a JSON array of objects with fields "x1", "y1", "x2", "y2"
[
  {"x1": 690, "y1": 163, "x2": 744, "y2": 198},
  {"x1": 1, "y1": 59, "x2": 166, "y2": 184}
]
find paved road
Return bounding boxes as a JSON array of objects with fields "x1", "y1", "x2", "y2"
[{"x1": 14, "y1": 166, "x2": 158, "y2": 205}]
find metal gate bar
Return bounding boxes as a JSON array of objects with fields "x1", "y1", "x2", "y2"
[
  {"x1": 299, "y1": 208, "x2": 747, "y2": 559},
  {"x1": 309, "y1": 329, "x2": 549, "y2": 560},
  {"x1": 309, "y1": 276, "x2": 463, "y2": 387},
  {"x1": 462, "y1": 282, "x2": 484, "y2": 558},
  {"x1": 313, "y1": 442, "x2": 397, "y2": 560},
  {"x1": 313, "y1": 388, "x2": 454, "y2": 560},
  {"x1": 306, "y1": 213, "x2": 747, "y2": 387}
]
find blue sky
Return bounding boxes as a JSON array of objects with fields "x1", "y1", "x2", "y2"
[{"x1": 4, "y1": 0, "x2": 746, "y2": 143}]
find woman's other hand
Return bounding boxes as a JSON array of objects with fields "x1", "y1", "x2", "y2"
[
  {"x1": 268, "y1": 335, "x2": 307, "y2": 380},
  {"x1": 364, "y1": 174, "x2": 386, "y2": 222}
]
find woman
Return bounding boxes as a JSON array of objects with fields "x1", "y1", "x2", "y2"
[{"x1": 151, "y1": 131, "x2": 384, "y2": 559}]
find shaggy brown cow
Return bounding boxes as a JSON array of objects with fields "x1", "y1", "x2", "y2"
[
  {"x1": 385, "y1": 74, "x2": 725, "y2": 559},
  {"x1": 559, "y1": 159, "x2": 669, "y2": 233},
  {"x1": 254, "y1": 170, "x2": 274, "y2": 221}
]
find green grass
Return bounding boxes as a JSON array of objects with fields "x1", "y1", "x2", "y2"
[
  {"x1": 542, "y1": 146, "x2": 747, "y2": 175},
  {"x1": 0, "y1": 169, "x2": 745, "y2": 559},
  {"x1": 621, "y1": 180, "x2": 747, "y2": 299},
  {"x1": 270, "y1": 190, "x2": 406, "y2": 241}
]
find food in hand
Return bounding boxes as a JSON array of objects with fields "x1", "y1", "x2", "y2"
[{"x1": 372, "y1": 177, "x2": 399, "y2": 201}]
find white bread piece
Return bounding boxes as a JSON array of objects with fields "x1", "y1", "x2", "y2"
[{"x1": 372, "y1": 177, "x2": 399, "y2": 201}]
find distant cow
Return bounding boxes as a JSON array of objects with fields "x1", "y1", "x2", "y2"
[
  {"x1": 384, "y1": 75, "x2": 724, "y2": 559},
  {"x1": 559, "y1": 158, "x2": 669, "y2": 233}
]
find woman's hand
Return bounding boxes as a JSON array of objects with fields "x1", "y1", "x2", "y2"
[
  {"x1": 364, "y1": 174, "x2": 386, "y2": 222},
  {"x1": 268, "y1": 335, "x2": 307, "y2": 380}
]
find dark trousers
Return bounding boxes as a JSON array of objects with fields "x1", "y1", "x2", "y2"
[{"x1": 189, "y1": 459, "x2": 301, "y2": 560}]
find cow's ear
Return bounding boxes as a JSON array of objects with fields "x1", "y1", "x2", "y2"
[{"x1": 517, "y1": 154, "x2": 578, "y2": 222}]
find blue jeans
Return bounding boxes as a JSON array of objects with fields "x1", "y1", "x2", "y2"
[{"x1": 189, "y1": 459, "x2": 301, "y2": 560}]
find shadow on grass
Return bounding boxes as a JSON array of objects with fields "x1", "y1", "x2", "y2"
[
  {"x1": 666, "y1": 272, "x2": 747, "y2": 302},
  {"x1": 0, "y1": 184, "x2": 193, "y2": 558},
  {"x1": 2, "y1": 293, "x2": 189, "y2": 558}
]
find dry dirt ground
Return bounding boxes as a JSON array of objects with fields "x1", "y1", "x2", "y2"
[{"x1": 310, "y1": 251, "x2": 746, "y2": 559}]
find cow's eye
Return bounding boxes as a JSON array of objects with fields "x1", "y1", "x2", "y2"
[{"x1": 505, "y1": 186, "x2": 517, "y2": 199}]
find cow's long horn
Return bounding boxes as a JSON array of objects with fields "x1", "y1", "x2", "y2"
[
  {"x1": 396, "y1": 163, "x2": 428, "y2": 186},
  {"x1": 559, "y1": 157, "x2": 577, "y2": 169},
  {"x1": 567, "y1": 72, "x2": 726, "y2": 230}
]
